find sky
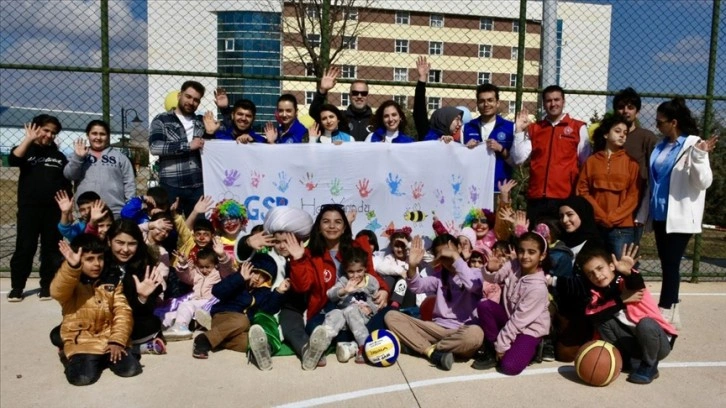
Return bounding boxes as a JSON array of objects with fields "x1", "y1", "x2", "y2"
[{"x1": 1, "y1": 0, "x2": 725, "y2": 138}]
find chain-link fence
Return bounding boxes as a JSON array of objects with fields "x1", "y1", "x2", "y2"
[{"x1": 1, "y1": 0, "x2": 725, "y2": 279}]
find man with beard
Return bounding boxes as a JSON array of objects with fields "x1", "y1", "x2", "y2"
[
  {"x1": 203, "y1": 98, "x2": 266, "y2": 144},
  {"x1": 613, "y1": 87, "x2": 657, "y2": 244},
  {"x1": 309, "y1": 66, "x2": 372, "y2": 142},
  {"x1": 149, "y1": 81, "x2": 210, "y2": 217}
]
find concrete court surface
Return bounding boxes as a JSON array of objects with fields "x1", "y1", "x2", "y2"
[{"x1": 1, "y1": 278, "x2": 725, "y2": 408}]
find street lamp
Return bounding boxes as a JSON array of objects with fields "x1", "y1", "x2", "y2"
[
  {"x1": 120, "y1": 107, "x2": 143, "y2": 165},
  {"x1": 121, "y1": 107, "x2": 142, "y2": 149}
]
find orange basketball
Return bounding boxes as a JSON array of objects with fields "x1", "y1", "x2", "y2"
[{"x1": 574, "y1": 340, "x2": 623, "y2": 386}]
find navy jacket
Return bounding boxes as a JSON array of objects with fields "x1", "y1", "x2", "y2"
[{"x1": 463, "y1": 115, "x2": 515, "y2": 191}]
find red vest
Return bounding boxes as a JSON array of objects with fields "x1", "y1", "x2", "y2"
[{"x1": 527, "y1": 114, "x2": 586, "y2": 200}]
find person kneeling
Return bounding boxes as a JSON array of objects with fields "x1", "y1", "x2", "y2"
[{"x1": 51, "y1": 234, "x2": 141, "y2": 386}]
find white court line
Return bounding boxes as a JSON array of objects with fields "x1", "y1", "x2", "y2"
[{"x1": 274, "y1": 361, "x2": 726, "y2": 408}]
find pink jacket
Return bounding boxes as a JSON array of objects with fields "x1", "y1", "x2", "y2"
[
  {"x1": 175, "y1": 255, "x2": 233, "y2": 300},
  {"x1": 483, "y1": 260, "x2": 551, "y2": 354},
  {"x1": 586, "y1": 274, "x2": 678, "y2": 337}
]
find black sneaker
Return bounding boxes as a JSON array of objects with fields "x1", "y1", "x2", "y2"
[
  {"x1": 471, "y1": 341, "x2": 497, "y2": 370},
  {"x1": 541, "y1": 338, "x2": 555, "y2": 362},
  {"x1": 7, "y1": 289, "x2": 23, "y2": 302},
  {"x1": 429, "y1": 350, "x2": 454, "y2": 371},
  {"x1": 627, "y1": 361, "x2": 660, "y2": 384},
  {"x1": 38, "y1": 287, "x2": 52, "y2": 301},
  {"x1": 193, "y1": 334, "x2": 212, "y2": 359}
]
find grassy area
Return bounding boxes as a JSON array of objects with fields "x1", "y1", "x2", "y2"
[{"x1": 0, "y1": 178, "x2": 17, "y2": 225}]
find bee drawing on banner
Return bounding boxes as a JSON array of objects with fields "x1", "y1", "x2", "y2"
[{"x1": 403, "y1": 209, "x2": 427, "y2": 223}]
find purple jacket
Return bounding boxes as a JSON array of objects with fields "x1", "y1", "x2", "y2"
[
  {"x1": 407, "y1": 258, "x2": 483, "y2": 329},
  {"x1": 482, "y1": 260, "x2": 550, "y2": 354}
]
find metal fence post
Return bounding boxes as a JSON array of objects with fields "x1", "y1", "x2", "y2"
[
  {"x1": 692, "y1": 0, "x2": 721, "y2": 283},
  {"x1": 101, "y1": 0, "x2": 110, "y2": 123}
]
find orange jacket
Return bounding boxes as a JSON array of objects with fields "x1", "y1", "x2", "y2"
[
  {"x1": 576, "y1": 149, "x2": 641, "y2": 228},
  {"x1": 527, "y1": 115, "x2": 587, "y2": 199},
  {"x1": 289, "y1": 235, "x2": 388, "y2": 317}
]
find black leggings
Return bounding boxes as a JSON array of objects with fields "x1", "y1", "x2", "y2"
[{"x1": 65, "y1": 351, "x2": 141, "y2": 386}]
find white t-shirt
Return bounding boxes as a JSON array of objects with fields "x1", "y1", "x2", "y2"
[
  {"x1": 480, "y1": 119, "x2": 496, "y2": 140},
  {"x1": 176, "y1": 113, "x2": 195, "y2": 142}
]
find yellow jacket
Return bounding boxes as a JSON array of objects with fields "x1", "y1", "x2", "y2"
[{"x1": 50, "y1": 262, "x2": 133, "y2": 358}]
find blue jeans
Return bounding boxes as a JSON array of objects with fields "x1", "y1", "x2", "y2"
[{"x1": 600, "y1": 227, "x2": 636, "y2": 259}]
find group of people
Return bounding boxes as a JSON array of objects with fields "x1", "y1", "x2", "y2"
[{"x1": 7, "y1": 55, "x2": 718, "y2": 387}]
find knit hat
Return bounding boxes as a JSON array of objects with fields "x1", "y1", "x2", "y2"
[
  {"x1": 249, "y1": 252, "x2": 278, "y2": 284},
  {"x1": 458, "y1": 227, "x2": 477, "y2": 247},
  {"x1": 263, "y1": 206, "x2": 314, "y2": 239}
]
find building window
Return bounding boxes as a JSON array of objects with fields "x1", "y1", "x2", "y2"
[
  {"x1": 428, "y1": 41, "x2": 443, "y2": 55},
  {"x1": 478, "y1": 72, "x2": 491, "y2": 85},
  {"x1": 341, "y1": 93, "x2": 350, "y2": 106},
  {"x1": 430, "y1": 14, "x2": 444, "y2": 28},
  {"x1": 511, "y1": 46, "x2": 519, "y2": 60},
  {"x1": 512, "y1": 21, "x2": 520, "y2": 32},
  {"x1": 508, "y1": 101, "x2": 516, "y2": 113},
  {"x1": 480, "y1": 17, "x2": 493, "y2": 31},
  {"x1": 393, "y1": 95, "x2": 408, "y2": 108},
  {"x1": 343, "y1": 36, "x2": 357, "y2": 50},
  {"x1": 393, "y1": 67, "x2": 408, "y2": 82},
  {"x1": 478, "y1": 44, "x2": 492, "y2": 58},
  {"x1": 341, "y1": 64, "x2": 357, "y2": 79},
  {"x1": 307, "y1": 34, "x2": 321, "y2": 48},
  {"x1": 395, "y1": 11, "x2": 410, "y2": 25},
  {"x1": 305, "y1": 91, "x2": 315, "y2": 105},
  {"x1": 305, "y1": 62, "x2": 315, "y2": 77},
  {"x1": 306, "y1": 6, "x2": 318, "y2": 19},
  {"x1": 224, "y1": 39, "x2": 234, "y2": 51},
  {"x1": 346, "y1": 9, "x2": 358, "y2": 21},
  {"x1": 427, "y1": 97, "x2": 441, "y2": 110},
  {"x1": 428, "y1": 69, "x2": 442, "y2": 83},
  {"x1": 510, "y1": 74, "x2": 517, "y2": 87},
  {"x1": 395, "y1": 39, "x2": 409, "y2": 53}
]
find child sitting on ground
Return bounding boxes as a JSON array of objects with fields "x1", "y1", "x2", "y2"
[
  {"x1": 576, "y1": 244, "x2": 677, "y2": 384},
  {"x1": 308, "y1": 247, "x2": 380, "y2": 365},
  {"x1": 193, "y1": 253, "x2": 288, "y2": 370},
  {"x1": 375, "y1": 227, "x2": 415, "y2": 309},
  {"x1": 56, "y1": 190, "x2": 100, "y2": 241},
  {"x1": 51, "y1": 234, "x2": 141, "y2": 386},
  {"x1": 384, "y1": 234, "x2": 485, "y2": 371},
  {"x1": 162, "y1": 238, "x2": 233, "y2": 340},
  {"x1": 474, "y1": 232, "x2": 551, "y2": 375}
]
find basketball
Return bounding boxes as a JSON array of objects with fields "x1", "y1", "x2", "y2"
[
  {"x1": 574, "y1": 340, "x2": 623, "y2": 386},
  {"x1": 364, "y1": 329, "x2": 401, "y2": 367}
]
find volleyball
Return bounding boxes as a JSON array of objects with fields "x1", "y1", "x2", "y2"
[
  {"x1": 364, "y1": 329, "x2": 401, "y2": 367},
  {"x1": 574, "y1": 340, "x2": 623, "y2": 386}
]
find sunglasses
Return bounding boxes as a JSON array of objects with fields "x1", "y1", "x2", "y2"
[
  {"x1": 350, "y1": 90, "x2": 369, "y2": 97},
  {"x1": 470, "y1": 218, "x2": 489, "y2": 225}
]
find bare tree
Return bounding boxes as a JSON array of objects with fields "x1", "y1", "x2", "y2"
[{"x1": 279, "y1": 0, "x2": 374, "y2": 78}]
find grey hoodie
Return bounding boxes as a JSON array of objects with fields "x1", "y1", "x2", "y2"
[{"x1": 63, "y1": 146, "x2": 136, "y2": 216}]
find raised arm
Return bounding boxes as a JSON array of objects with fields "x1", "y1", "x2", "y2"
[{"x1": 413, "y1": 56, "x2": 431, "y2": 139}]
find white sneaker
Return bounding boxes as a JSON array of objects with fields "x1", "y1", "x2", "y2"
[
  {"x1": 163, "y1": 324, "x2": 193, "y2": 341},
  {"x1": 248, "y1": 324, "x2": 272, "y2": 371},
  {"x1": 659, "y1": 304, "x2": 682, "y2": 330},
  {"x1": 194, "y1": 309, "x2": 212, "y2": 330},
  {"x1": 671, "y1": 303, "x2": 682, "y2": 330},
  {"x1": 336, "y1": 341, "x2": 358, "y2": 363},
  {"x1": 302, "y1": 325, "x2": 331, "y2": 371}
]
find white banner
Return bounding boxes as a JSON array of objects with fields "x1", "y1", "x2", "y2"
[{"x1": 202, "y1": 140, "x2": 495, "y2": 241}]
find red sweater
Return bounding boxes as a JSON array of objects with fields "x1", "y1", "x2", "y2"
[
  {"x1": 527, "y1": 114, "x2": 587, "y2": 199},
  {"x1": 289, "y1": 236, "x2": 388, "y2": 317}
]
